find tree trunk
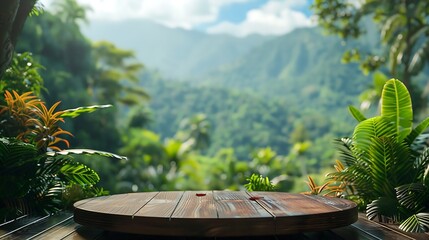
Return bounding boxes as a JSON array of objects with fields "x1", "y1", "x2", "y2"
[{"x1": 0, "y1": 0, "x2": 36, "y2": 78}]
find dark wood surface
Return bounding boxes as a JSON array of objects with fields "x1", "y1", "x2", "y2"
[
  {"x1": 73, "y1": 191, "x2": 358, "y2": 237},
  {"x1": 1, "y1": 212, "x2": 429, "y2": 239}
]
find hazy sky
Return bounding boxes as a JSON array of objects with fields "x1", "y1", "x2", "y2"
[{"x1": 39, "y1": 0, "x2": 315, "y2": 37}]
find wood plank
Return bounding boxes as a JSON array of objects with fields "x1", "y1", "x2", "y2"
[
  {"x1": 100, "y1": 191, "x2": 186, "y2": 236},
  {"x1": 247, "y1": 192, "x2": 358, "y2": 235},
  {"x1": 134, "y1": 191, "x2": 183, "y2": 218},
  {"x1": 352, "y1": 215, "x2": 421, "y2": 240},
  {"x1": 0, "y1": 215, "x2": 49, "y2": 238},
  {"x1": 209, "y1": 191, "x2": 275, "y2": 237},
  {"x1": 214, "y1": 191, "x2": 272, "y2": 218},
  {"x1": 0, "y1": 212, "x2": 73, "y2": 240},
  {"x1": 31, "y1": 217, "x2": 78, "y2": 240},
  {"x1": 330, "y1": 224, "x2": 380, "y2": 240},
  {"x1": 75, "y1": 192, "x2": 158, "y2": 216},
  {"x1": 250, "y1": 192, "x2": 339, "y2": 216},
  {"x1": 170, "y1": 191, "x2": 217, "y2": 218},
  {"x1": 73, "y1": 192, "x2": 159, "y2": 235},
  {"x1": 304, "y1": 194, "x2": 358, "y2": 211},
  {"x1": 61, "y1": 225, "x2": 105, "y2": 240}
]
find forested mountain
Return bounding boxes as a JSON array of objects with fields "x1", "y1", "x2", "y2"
[
  {"x1": 141, "y1": 73, "x2": 294, "y2": 158},
  {"x1": 83, "y1": 19, "x2": 377, "y2": 163},
  {"x1": 5, "y1": 3, "x2": 387, "y2": 194},
  {"x1": 201, "y1": 28, "x2": 369, "y2": 95},
  {"x1": 82, "y1": 20, "x2": 271, "y2": 79}
]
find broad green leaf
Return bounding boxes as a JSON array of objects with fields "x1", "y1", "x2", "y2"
[
  {"x1": 348, "y1": 105, "x2": 366, "y2": 122},
  {"x1": 381, "y1": 79, "x2": 412, "y2": 142},
  {"x1": 60, "y1": 104, "x2": 112, "y2": 118}
]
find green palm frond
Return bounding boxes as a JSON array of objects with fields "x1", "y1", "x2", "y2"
[
  {"x1": 406, "y1": 117, "x2": 429, "y2": 145},
  {"x1": 368, "y1": 137, "x2": 397, "y2": 198},
  {"x1": 396, "y1": 183, "x2": 429, "y2": 212},
  {"x1": 60, "y1": 162, "x2": 100, "y2": 186},
  {"x1": 413, "y1": 147, "x2": 429, "y2": 181},
  {"x1": 409, "y1": 34, "x2": 429, "y2": 75},
  {"x1": 348, "y1": 105, "x2": 367, "y2": 122},
  {"x1": 367, "y1": 197, "x2": 399, "y2": 221},
  {"x1": 353, "y1": 116, "x2": 395, "y2": 156},
  {"x1": 333, "y1": 138, "x2": 356, "y2": 166},
  {"x1": 380, "y1": 79, "x2": 412, "y2": 142},
  {"x1": 46, "y1": 149, "x2": 127, "y2": 161},
  {"x1": 399, "y1": 213, "x2": 429, "y2": 233},
  {"x1": 0, "y1": 137, "x2": 38, "y2": 168},
  {"x1": 381, "y1": 14, "x2": 405, "y2": 43},
  {"x1": 60, "y1": 104, "x2": 112, "y2": 118}
]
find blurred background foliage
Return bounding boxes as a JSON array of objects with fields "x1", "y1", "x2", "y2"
[{"x1": 2, "y1": 0, "x2": 429, "y2": 199}]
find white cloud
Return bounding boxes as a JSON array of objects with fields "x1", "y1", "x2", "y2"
[
  {"x1": 41, "y1": 0, "x2": 246, "y2": 30},
  {"x1": 207, "y1": 0, "x2": 315, "y2": 37},
  {"x1": 40, "y1": 0, "x2": 314, "y2": 36}
]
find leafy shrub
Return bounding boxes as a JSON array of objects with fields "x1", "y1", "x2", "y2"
[
  {"x1": 244, "y1": 173, "x2": 276, "y2": 191},
  {"x1": 308, "y1": 79, "x2": 429, "y2": 232}
]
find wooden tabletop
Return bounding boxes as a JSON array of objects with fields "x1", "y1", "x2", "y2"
[{"x1": 73, "y1": 191, "x2": 358, "y2": 237}]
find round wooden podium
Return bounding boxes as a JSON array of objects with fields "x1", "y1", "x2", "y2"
[{"x1": 74, "y1": 191, "x2": 357, "y2": 237}]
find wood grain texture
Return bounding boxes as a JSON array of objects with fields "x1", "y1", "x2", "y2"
[
  {"x1": 4, "y1": 210, "x2": 429, "y2": 239},
  {"x1": 248, "y1": 192, "x2": 358, "y2": 235},
  {"x1": 134, "y1": 191, "x2": 183, "y2": 218},
  {"x1": 73, "y1": 191, "x2": 358, "y2": 237},
  {"x1": 171, "y1": 191, "x2": 217, "y2": 219}
]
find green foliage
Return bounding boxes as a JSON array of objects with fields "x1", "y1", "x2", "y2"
[
  {"x1": 60, "y1": 104, "x2": 112, "y2": 118},
  {"x1": 0, "y1": 138, "x2": 94, "y2": 217},
  {"x1": 314, "y1": 79, "x2": 429, "y2": 232},
  {"x1": 244, "y1": 174, "x2": 276, "y2": 192},
  {"x1": 312, "y1": 0, "x2": 429, "y2": 112},
  {"x1": 90, "y1": 40, "x2": 147, "y2": 106},
  {"x1": 0, "y1": 52, "x2": 44, "y2": 96},
  {"x1": 0, "y1": 52, "x2": 124, "y2": 220}
]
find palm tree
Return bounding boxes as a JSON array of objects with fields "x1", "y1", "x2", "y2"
[{"x1": 89, "y1": 41, "x2": 148, "y2": 106}]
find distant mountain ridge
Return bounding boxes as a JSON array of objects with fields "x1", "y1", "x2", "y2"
[
  {"x1": 82, "y1": 19, "x2": 271, "y2": 79},
  {"x1": 81, "y1": 18, "x2": 378, "y2": 162}
]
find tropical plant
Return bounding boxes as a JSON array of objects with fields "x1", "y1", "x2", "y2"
[
  {"x1": 304, "y1": 160, "x2": 347, "y2": 197},
  {"x1": 244, "y1": 174, "x2": 276, "y2": 192},
  {"x1": 0, "y1": 90, "x2": 126, "y2": 220},
  {"x1": 309, "y1": 78, "x2": 429, "y2": 232},
  {"x1": 0, "y1": 52, "x2": 44, "y2": 95}
]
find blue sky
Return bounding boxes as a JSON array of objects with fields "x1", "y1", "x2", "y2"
[{"x1": 40, "y1": 0, "x2": 315, "y2": 37}]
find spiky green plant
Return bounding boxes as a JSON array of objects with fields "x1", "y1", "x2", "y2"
[
  {"x1": 0, "y1": 91, "x2": 126, "y2": 220},
  {"x1": 244, "y1": 173, "x2": 276, "y2": 191},
  {"x1": 327, "y1": 79, "x2": 429, "y2": 232}
]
